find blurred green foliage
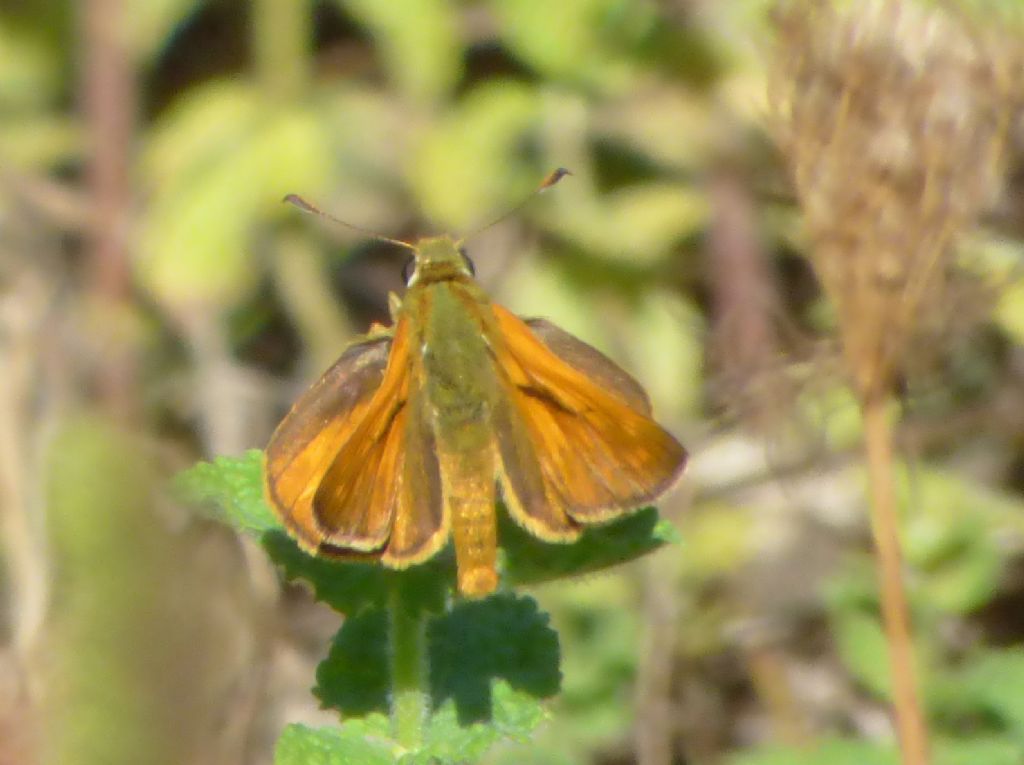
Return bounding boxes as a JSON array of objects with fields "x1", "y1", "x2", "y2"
[{"x1": 2, "y1": 0, "x2": 1024, "y2": 763}]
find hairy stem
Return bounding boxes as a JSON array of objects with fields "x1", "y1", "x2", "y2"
[
  {"x1": 862, "y1": 395, "x2": 929, "y2": 765},
  {"x1": 388, "y1": 585, "x2": 428, "y2": 748}
]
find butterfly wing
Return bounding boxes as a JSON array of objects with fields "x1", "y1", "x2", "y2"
[
  {"x1": 266, "y1": 318, "x2": 447, "y2": 563},
  {"x1": 264, "y1": 330, "x2": 393, "y2": 551},
  {"x1": 492, "y1": 305, "x2": 687, "y2": 530},
  {"x1": 379, "y1": 383, "x2": 448, "y2": 567},
  {"x1": 525, "y1": 318, "x2": 652, "y2": 414}
]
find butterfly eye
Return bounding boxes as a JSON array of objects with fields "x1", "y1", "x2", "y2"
[
  {"x1": 459, "y1": 247, "x2": 476, "y2": 276},
  {"x1": 401, "y1": 256, "x2": 416, "y2": 285}
]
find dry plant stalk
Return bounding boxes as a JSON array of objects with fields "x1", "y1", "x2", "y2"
[{"x1": 770, "y1": 1, "x2": 1013, "y2": 763}]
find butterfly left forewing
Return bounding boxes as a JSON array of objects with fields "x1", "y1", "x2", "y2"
[
  {"x1": 311, "y1": 317, "x2": 413, "y2": 551},
  {"x1": 491, "y1": 304, "x2": 687, "y2": 525},
  {"x1": 264, "y1": 330, "x2": 393, "y2": 551}
]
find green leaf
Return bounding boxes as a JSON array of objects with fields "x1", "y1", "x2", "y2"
[
  {"x1": 429, "y1": 593, "x2": 560, "y2": 724},
  {"x1": 336, "y1": 0, "x2": 460, "y2": 103},
  {"x1": 315, "y1": 592, "x2": 559, "y2": 726},
  {"x1": 959, "y1": 649, "x2": 1024, "y2": 741},
  {"x1": 728, "y1": 739, "x2": 899, "y2": 765},
  {"x1": 410, "y1": 680, "x2": 548, "y2": 764},
  {"x1": 263, "y1": 531, "x2": 451, "y2": 615},
  {"x1": 829, "y1": 607, "x2": 893, "y2": 699},
  {"x1": 903, "y1": 468, "x2": 1021, "y2": 614},
  {"x1": 554, "y1": 182, "x2": 708, "y2": 263},
  {"x1": 275, "y1": 723, "x2": 397, "y2": 765},
  {"x1": 501, "y1": 504, "x2": 677, "y2": 587},
  {"x1": 934, "y1": 736, "x2": 1024, "y2": 765},
  {"x1": 125, "y1": 0, "x2": 203, "y2": 62},
  {"x1": 138, "y1": 84, "x2": 333, "y2": 309},
  {"x1": 174, "y1": 450, "x2": 280, "y2": 534},
  {"x1": 410, "y1": 81, "x2": 541, "y2": 229},
  {"x1": 315, "y1": 608, "x2": 391, "y2": 716},
  {"x1": 0, "y1": 20, "x2": 61, "y2": 110},
  {"x1": 490, "y1": 0, "x2": 645, "y2": 89},
  {"x1": 0, "y1": 113, "x2": 79, "y2": 168},
  {"x1": 176, "y1": 451, "x2": 673, "y2": 608},
  {"x1": 728, "y1": 737, "x2": 1024, "y2": 765}
]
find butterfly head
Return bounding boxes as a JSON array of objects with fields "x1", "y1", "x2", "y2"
[{"x1": 404, "y1": 235, "x2": 476, "y2": 286}]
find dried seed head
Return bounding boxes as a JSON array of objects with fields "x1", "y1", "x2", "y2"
[{"x1": 771, "y1": 0, "x2": 1014, "y2": 400}]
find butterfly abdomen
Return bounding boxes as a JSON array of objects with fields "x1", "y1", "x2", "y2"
[{"x1": 438, "y1": 444, "x2": 499, "y2": 596}]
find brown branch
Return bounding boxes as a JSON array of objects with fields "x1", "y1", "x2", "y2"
[
  {"x1": 80, "y1": 0, "x2": 138, "y2": 417},
  {"x1": 862, "y1": 394, "x2": 929, "y2": 765}
]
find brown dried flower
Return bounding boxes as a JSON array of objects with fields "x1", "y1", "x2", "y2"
[{"x1": 771, "y1": 0, "x2": 1014, "y2": 401}]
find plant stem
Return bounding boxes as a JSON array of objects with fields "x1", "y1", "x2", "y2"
[
  {"x1": 252, "y1": 0, "x2": 311, "y2": 101},
  {"x1": 388, "y1": 584, "x2": 428, "y2": 749},
  {"x1": 81, "y1": 0, "x2": 138, "y2": 418},
  {"x1": 862, "y1": 394, "x2": 929, "y2": 765}
]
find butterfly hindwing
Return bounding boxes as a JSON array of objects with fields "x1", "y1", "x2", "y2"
[
  {"x1": 381, "y1": 383, "x2": 448, "y2": 566},
  {"x1": 492, "y1": 304, "x2": 687, "y2": 525}
]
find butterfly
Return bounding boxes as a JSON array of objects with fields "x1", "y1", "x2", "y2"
[{"x1": 264, "y1": 170, "x2": 687, "y2": 596}]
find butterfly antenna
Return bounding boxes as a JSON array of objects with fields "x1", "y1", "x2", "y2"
[
  {"x1": 459, "y1": 167, "x2": 572, "y2": 242},
  {"x1": 283, "y1": 194, "x2": 416, "y2": 251}
]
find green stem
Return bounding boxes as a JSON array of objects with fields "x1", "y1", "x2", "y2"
[
  {"x1": 252, "y1": 0, "x2": 311, "y2": 100},
  {"x1": 388, "y1": 583, "x2": 428, "y2": 749}
]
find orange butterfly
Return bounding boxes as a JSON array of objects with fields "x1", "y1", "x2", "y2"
[{"x1": 264, "y1": 170, "x2": 687, "y2": 596}]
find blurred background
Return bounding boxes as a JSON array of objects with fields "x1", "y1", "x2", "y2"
[{"x1": 1, "y1": 0, "x2": 1024, "y2": 763}]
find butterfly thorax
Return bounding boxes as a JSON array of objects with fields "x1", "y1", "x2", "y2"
[
  {"x1": 403, "y1": 276, "x2": 501, "y2": 434},
  {"x1": 407, "y1": 235, "x2": 471, "y2": 286}
]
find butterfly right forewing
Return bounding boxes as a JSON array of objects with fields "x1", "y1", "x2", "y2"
[
  {"x1": 525, "y1": 318, "x2": 652, "y2": 414},
  {"x1": 491, "y1": 304, "x2": 687, "y2": 527}
]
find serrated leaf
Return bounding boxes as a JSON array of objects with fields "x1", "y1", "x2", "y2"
[
  {"x1": 429, "y1": 593, "x2": 560, "y2": 724},
  {"x1": 315, "y1": 592, "x2": 558, "y2": 732},
  {"x1": 263, "y1": 531, "x2": 451, "y2": 615},
  {"x1": 501, "y1": 505, "x2": 676, "y2": 587},
  {"x1": 275, "y1": 723, "x2": 397, "y2": 765},
  {"x1": 178, "y1": 450, "x2": 672, "y2": 606},
  {"x1": 315, "y1": 609, "x2": 391, "y2": 716},
  {"x1": 410, "y1": 681, "x2": 548, "y2": 764},
  {"x1": 174, "y1": 450, "x2": 280, "y2": 533}
]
